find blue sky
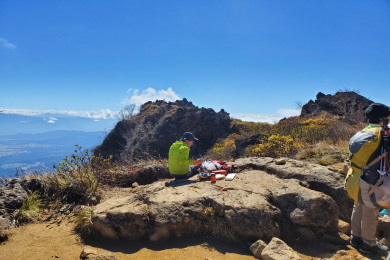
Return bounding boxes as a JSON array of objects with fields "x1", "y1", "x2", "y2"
[{"x1": 1, "y1": 0, "x2": 389, "y2": 123}]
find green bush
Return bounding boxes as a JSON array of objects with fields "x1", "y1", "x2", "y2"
[
  {"x1": 50, "y1": 145, "x2": 112, "y2": 204},
  {"x1": 74, "y1": 207, "x2": 94, "y2": 236},
  {"x1": 14, "y1": 194, "x2": 42, "y2": 224}
]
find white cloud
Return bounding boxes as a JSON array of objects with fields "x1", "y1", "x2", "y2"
[
  {"x1": 46, "y1": 117, "x2": 58, "y2": 123},
  {"x1": 0, "y1": 105, "x2": 301, "y2": 125},
  {"x1": 122, "y1": 87, "x2": 180, "y2": 106},
  {"x1": 231, "y1": 108, "x2": 300, "y2": 123},
  {"x1": 0, "y1": 38, "x2": 16, "y2": 49},
  {"x1": 0, "y1": 108, "x2": 116, "y2": 119},
  {"x1": 276, "y1": 108, "x2": 301, "y2": 117}
]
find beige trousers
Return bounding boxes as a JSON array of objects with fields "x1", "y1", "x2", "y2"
[{"x1": 351, "y1": 202, "x2": 379, "y2": 246}]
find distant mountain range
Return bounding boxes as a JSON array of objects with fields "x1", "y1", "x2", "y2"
[
  {"x1": 0, "y1": 130, "x2": 108, "y2": 178},
  {"x1": 0, "y1": 112, "x2": 116, "y2": 135},
  {"x1": 0, "y1": 111, "x2": 117, "y2": 178}
]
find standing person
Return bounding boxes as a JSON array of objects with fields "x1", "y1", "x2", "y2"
[
  {"x1": 347, "y1": 103, "x2": 390, "y2": 255},
  {"x1": 168, "y1": 132, "x2": 204, "y2": 180}
]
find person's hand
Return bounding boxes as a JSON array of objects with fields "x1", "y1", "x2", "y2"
[{"x1": 194, "y1": 158, "x2": 204, "y2": 165}]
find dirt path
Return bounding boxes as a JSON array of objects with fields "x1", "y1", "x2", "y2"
[
  {"x1": 0, "y1": 212, "x2": 385, "y2": 260},
  {"x1": 0, "y1": 217, "x2": 82, "y2": 260},
  {"x1": 0, "y1": 217, "x2": 256, "y2": 260}
]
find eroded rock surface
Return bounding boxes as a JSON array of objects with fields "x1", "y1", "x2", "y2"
[
  {"x1": 234, "y1": 157, "x2": 353, "y2": 221},
  {"x1": 92, "y1": 165, "x2": 339, "y2": 243}
]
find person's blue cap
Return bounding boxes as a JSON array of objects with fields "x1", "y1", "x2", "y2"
[{"x1": 182, "y1": 132, "x2": 198, "y2": 141}]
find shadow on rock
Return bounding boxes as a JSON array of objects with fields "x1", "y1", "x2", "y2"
[
  {"x1": 164, "y1": 179, "x2": 199, "y2": 187},
  {"x1": 82, "y1": 235, "x2": 252, "y2": 256}
]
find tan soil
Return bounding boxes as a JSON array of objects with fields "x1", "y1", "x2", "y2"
[
  {"x1": 1, "y1": 214, "x2": 386, "y2": 260},
  {"x1": 0, "y1": 215, "x2": 256, "y2": 260}
]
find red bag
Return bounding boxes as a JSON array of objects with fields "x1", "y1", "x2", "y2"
[
  {"x1": 212, "y1": 160, "x2": 226, "y2": 165},
  {"x1": 211, "y1": 170, "x2": 228, "y2": 176}
]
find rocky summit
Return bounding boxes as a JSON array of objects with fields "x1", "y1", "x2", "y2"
[
  {"x1": 94, "y1": 99, "x2": 231, "y2": 163},
  {"x1": 300, "y1": 91, "x2": 373, "y2": 122},
  {"x1": 91, "y1": 157, "x2": 380, "y2": 246}
]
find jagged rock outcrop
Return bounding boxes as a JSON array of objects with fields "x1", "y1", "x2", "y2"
[
  {"x1": 94, "y1": 99, "x2": 231, "y2": 162},
  {"x1": 21, "y1": 178, "x2": 48, "y2": 195},
  {"x1": 92, "y1": 158, "x2": 347, "y2": 244},
  {"x1": 0, "y1": 179, "x2": 28, "y2": 217},
  {"x1": 0, "y1": 178, "x2": 28, "y2": 238},
  {"x1": 300, "y1": 91, "x2": 373, "y2": 122}
]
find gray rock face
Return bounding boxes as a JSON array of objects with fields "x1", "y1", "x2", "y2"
[
  {"x1": 92, "y1": 167, "x2": 339, "y2": 243},
  {"x1": 0, "y1": 179, "x2": 28, "y2": 215},
  {"x1": 0, "y1": 178, "x2": 28, "y2": 236},
  {"x1": 21, "y1": 178, "x2": 48, "y2": 195},
  {"x1": 250, "y1": 239, "x2": 267, "y2": 258},
  {"x1": 234, "y1": 157, "x2": 353, "y2": 221},
  {"x1": 80, "y1": 247, "x2": 117, "y2": 260}
]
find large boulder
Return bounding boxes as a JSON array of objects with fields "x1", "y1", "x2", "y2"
[
  {"x1": 92, "y1": 168, "x2": 339, "y2": 243},
  {"x1": 234, "y1": 157, "x2": 353, "y2": 221}
]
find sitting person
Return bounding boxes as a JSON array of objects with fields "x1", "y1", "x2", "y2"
[{"x1": 168, "y1": 132, "x2": 204, "y2": 179}]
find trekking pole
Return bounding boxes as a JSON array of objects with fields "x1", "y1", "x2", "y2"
[
  {"x1": 380, "y1": 117, "x2": 390, "y2": 175},
  {"x1": 383, "y1": 117, "x2": 390, "y2": 137}
]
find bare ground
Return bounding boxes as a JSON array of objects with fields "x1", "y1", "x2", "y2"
[
  {"x1": 0, "y1": 210, "x2": 386, "y2": 259},
  {"x1": 0, "y1": 215, "x2": 256, "y2": 260}
]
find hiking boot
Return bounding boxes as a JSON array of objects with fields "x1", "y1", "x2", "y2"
[
  {"x1": 350, "y1": 236, "x2": 363, "y2": 248},
  {"x1": 359, "y1": 242, "x2": 389, "y2": 255},
  {"x1": 171, "y1": 178, "x2": 187, "y2": 186}
]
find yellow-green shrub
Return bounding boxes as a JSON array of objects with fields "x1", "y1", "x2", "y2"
[
  {"x1": 206, "y1": 139, "x2": 236, "y2": 161},
  {"x1": 299, "y1": 118, "x2": 334, "y2": 144},
  {"x1": 245, "y1": 135, "x2": 302, "y2": 158},
  {"x1": 232, "y1": 120, "x2": 273, "y2": 137}
]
